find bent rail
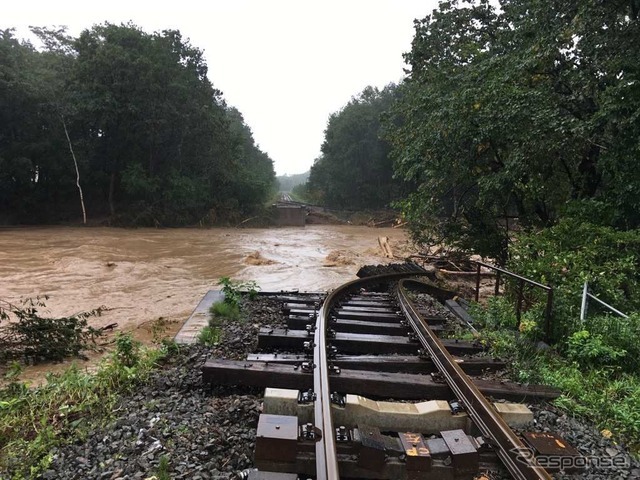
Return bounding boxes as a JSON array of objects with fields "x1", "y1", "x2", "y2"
[
  {"x1": 397, "y1": 278, "x2": 552, "y2": 480},
  {"x1": 313, "y1": 272, "x2": 430, "y2": 479}
]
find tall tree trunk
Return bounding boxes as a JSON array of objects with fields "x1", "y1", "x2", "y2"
[{"x1": 61, "y1": 115, "x2": 87, "y2": 225}]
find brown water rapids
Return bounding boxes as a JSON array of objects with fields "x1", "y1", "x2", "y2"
[{"x1": 0, "y1": 225, "x2": 411, "y2": 382}]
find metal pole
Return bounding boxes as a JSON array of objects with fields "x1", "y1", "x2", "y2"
[
  {"x1": 580, "y1": 281, "x2": 589, "y2": 324},
  {"x1": 494, "y1": 271, "x2": 501, "y2": 296},
  {"x1": 586, "y1": 293, "x2": 628, "y2": 318}
]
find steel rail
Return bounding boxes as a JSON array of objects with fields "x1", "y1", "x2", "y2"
[
  {"x1": 397, "y1": 279, "x2": 552, "y2": 480},
  {"x1": 313, "y1": 272, "x2": 430, "y2": 479},
  {"x1": 313, "y1": 293, "x2": 338, "y2": 480}
]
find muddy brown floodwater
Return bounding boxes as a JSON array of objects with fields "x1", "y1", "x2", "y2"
[{"x1": 0, "y1": 225, "x2": 411, "y2": 383}]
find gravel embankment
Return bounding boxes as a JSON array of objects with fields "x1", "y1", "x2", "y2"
[
  {"x1": 43, "y1": 344, "x2": 261, "y2": 480},
  {"x1": 41, "y1": 294, "x2": 278, "y2": 480},
  {"x1": 528, "y1": 405, "x2": 640, "y2": 480}
]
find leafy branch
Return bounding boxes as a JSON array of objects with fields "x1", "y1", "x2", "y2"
[{"x1": 0, "y1": 297, "x2": 104, "y2": 363}]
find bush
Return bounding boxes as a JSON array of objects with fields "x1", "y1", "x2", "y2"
[
  {"x1": 478, "y1": 327, "x2": 640, "y2": 451},
  {"x1": 218, "y1": 277, "x2": 259, "y2": 308},
  {"x1": 566, "y1": 330, "x2": 627, "y2": 369},
  {"x1": 113, "y1": 332, "x2": 141, "y2": 368},
  {"x1": 581, "y1": 313, "x2": 640, "y2": 372},
  {"x1": 508, "y1": 218, "x2": 640, "y2": 342},
  {"x1": 0, "y1": 298, "x2": 104, "y2": 362}
]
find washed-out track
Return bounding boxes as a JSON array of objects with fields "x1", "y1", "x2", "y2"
[{"x1": 203, "y1": 268, "x2": 581, "y2": 479}]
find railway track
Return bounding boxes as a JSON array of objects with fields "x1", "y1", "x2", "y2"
[{"x1": 203, "y1": 268, "x2": 582, "y2": 479}]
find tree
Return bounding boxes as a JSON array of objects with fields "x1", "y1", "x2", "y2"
[
  {"x1": 0, "y1": 24, "x2": 277, "y2": 226},
  {"x1": 71, "y1": 24, "x2": 228, "y2": 221},
  {"x1": 0, "y1": 29, "x2": 78, "y2": 223},
  {"x1": 224, "y1": 107, "x2": 277, "y2": 216},
  {"x1": 386, "y1": 0, "x2": 640, "y2": 261},
  {"x1": 307, "y1": 85, "x2": 406, "y2": 210}
]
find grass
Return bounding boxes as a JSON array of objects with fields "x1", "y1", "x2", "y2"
[
  {"x1": 209, "y1": 301, "x2": 240, "y2": 321},
  {"x1": 198, "y1": 326, "x2": 221, "y2": 346},
  {"x1": 156, "y1": 454, "x2": 171, "y2": 480},
  {"x1": 199, "y1": 298, "x2": 245, "y2": 346},
  {"x1": 0, "y1": 333, "x2": 176, "y2": 479},
  {"x1": 480, "y1": 327, "x2": 640, "y2": 455}
]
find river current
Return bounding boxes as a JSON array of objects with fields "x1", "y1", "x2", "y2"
[{"x1": 0, "y1": 225, "x2": 410, "y2": 381}]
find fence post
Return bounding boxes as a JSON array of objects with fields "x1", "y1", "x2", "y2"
[
  {"x1": 580, "y1": 281, "x2": 589, "y2": 324},
  {"x1": 494, "y1": 271, "x2": 501, "y2": 296}
]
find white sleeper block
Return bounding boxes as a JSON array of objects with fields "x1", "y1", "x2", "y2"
[{"x1": 262, "y1": 388, "x2": 533, "y2": 432}]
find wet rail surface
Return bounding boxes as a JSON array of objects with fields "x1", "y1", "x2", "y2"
[
  {"x1": 397, "y1": 278, "x2": 551, "y2": 480},
  {"x1": 203, "y1": 270, "x2": 580, "y2": 479}
]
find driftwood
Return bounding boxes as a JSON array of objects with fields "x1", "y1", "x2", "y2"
[{"x1": 377, "y1": 236, "x2": 394, "y2": 258}]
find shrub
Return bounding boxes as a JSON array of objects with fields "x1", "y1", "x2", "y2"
[
  {"x1": 566, "y1": 330, "x2": 627, "y2": 369},
  {"x1": 113, "y1": 332, "x2": 141, "y2": 368},
  {"x1": 479, "y1": 327, "x2": 640, "y2": 450},
  {"x1": 581, "y1": 314, "x2": 640, "y2": 372},
  {"x1": 508, "y1": 218, "x2": 640, "y2": 342},
  {"x1": 0, "y1": 298, "x2": 104, "y2": 362},
  {"x1": 218, "y1": 277, "x2": 259, "y2": 308}
]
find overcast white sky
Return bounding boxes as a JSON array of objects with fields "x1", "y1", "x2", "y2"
[{"x1": 4, "y1": 0, "x2": 439, "y2": 175}]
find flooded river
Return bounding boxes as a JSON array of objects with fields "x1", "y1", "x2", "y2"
[{"x1": 0, "y1": 225, "x2": 410, "y2": 380}]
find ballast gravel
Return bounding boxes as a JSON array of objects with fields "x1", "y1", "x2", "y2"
[
  {"x1": 39, "y1": 295, "x2": 640, "y2": 480},
  {"x1": 42, "y1": 344, "x2": 261, "y2": 480}
]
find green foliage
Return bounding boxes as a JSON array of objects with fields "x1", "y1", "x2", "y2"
[
  {"x1": 582, "y1": 314, "x2": 640, "y2": 372},
  {"x1": 566, "y1": 330, "x2": 627, "y2": 370},
  {"x1": 156, "y1": 454, "x2": 171, "y2": 480},
  {"x1": 386, "y1": 0, "x2": 640, "y2": 260},
  {"x1": 159, "y1": 338, "x2": 181, "y2": 356},
  {"x1": 0, "y1": 341, "x2": 166, "y2": 478},
  {"x1": 277, "y1": 171, "x2": 309, "y2": 192},
  {"x1": 0, "y1": 25, "x2": 276, "y2": 226},
  {"x1": 0, "y1": 298, "x2": 103, "y2": 362},
  {"x1": 202, "y1": 277, "x2": 260, "y2": 346},
  {"x1": 113, "y1": 332, "x2": 141, "y2": 368},
  {"x1": 472, "y1": 297, "x2": 519, "y2": 330},
  {"x1": 218, "y1": 277, "x2": 259, "y2": 309},
  {"x1": 197, "y1": 326, "x2": 221, "y2": 346},
  {"x1": 508, "y1": 217, "x2": 640, "y2": 340},
  {"x1": 479, "y1": 327, "x2": 640, "y2": 450},
  {"x1": 209, "y1": 301, "x2": 240, "y2": 322},
  {"x1": 290, "y1": 183, "x2": 311, "y2": 203},
  {"x1": 306, "y1": 85, "x2": 408, "y2": 210}
]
